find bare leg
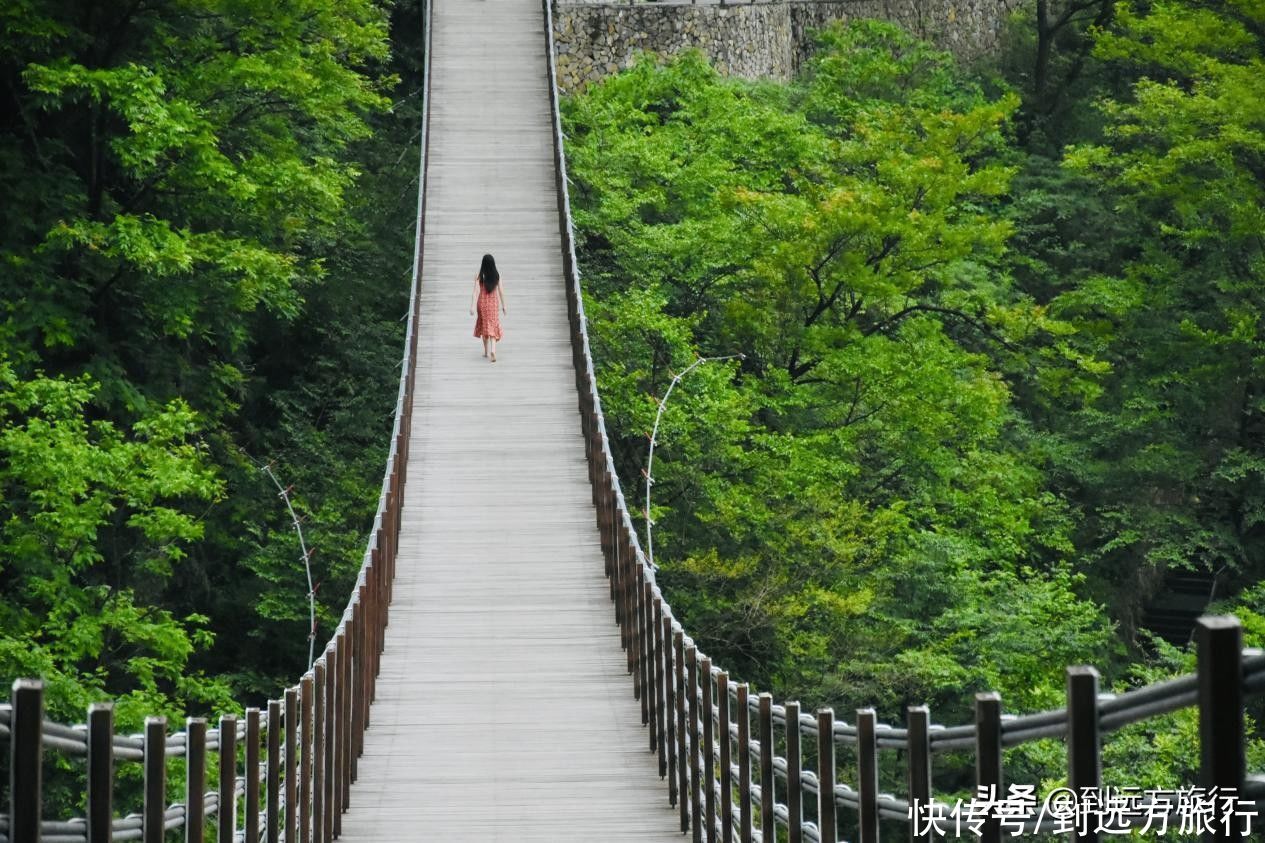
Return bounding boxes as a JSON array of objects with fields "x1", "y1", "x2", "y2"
[
  {"x1": 482, "y1": 336, "x2": 488, "y2": 357},
  {"x1": 490, "y1": 337, "x2": 497, "y2": 362}
]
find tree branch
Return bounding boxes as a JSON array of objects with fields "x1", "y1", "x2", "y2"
[{"x1": 862, "y1": 303, "x2": 1020, "y2": 352}]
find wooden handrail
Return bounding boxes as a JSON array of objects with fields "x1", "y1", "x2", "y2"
[{"x1": 3, "y1": 4, "x2": 1261, "y2": 842}]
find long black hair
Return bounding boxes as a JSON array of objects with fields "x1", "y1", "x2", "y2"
[{"x1": 479, "y1": 253, "x2": 500, "y2": 292}]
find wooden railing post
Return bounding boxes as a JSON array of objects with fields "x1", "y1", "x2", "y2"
[
  {"x1": 313, "y1": 662, "x2": 326, "y2": 843},
  {"x1": 374, "y1": 549, "x2": 384, "y2": 674},
  {"x1": 1067, "y1": 667, "x2": 1100, "y2": 843},
  {"x1": 609, "y1": 477, "x2": 619, "y2": 574},
  {"x1": 323, "y1": 648, "x2": 336, "y2": 843},
  {"x1": 639, "y1": 574, "x2": 650, "y2": 725},
  {"x1": 609, "y1": 477, "x2": 622, "y2": 617},
  {"x1": 364, "y1": 563, "x2": 376, "y2": 715},
  {"x1": 758, "y1": 693, "x2": 774, "y2": 843},
  {"x1": 218, "y1": 715, "x2": 237, "y2": 843},
  {"x1": 855, "y1": 708, "x2": 876, "y2": 843},
  {"x1": 591, "y1": 438, "x2": 603, "y2": 509},
  {"x1": 819, "y1": 709, "x2": 838, "y2": 843},
  {"x1": 975, "y1": 693, "x2": 1003, "y2": 843},
  {"x1": 11, "y1": 679, "x2": 43, "y2": 843},
  {"x1": 333, "y1": 627, "x2": 349, "y2": 830},
  {"x1": 595, "y1": 461, "x2": 606, "y2": 552},
  {"x1": 366, "y1": 550, "x2": 377, "y2": 686},
  {"x1": 654, "y1": 597, "x2": 668, "y2": 776},
  {"x1": 718, "y1": 672, "x2": 733, "y2": 843},
  {"x1": 737, "y1": 684, "x2": 752, "y2": 843},
  {"x1": 688, "y1": 644, "x2": 702, "y2": 843},
  {"x1": 284, "y1": 688, "x2": 298, "y2": 843},
  {"x1": 625, "y1": 540, "x2": 637, "y2": 678},
  {"x1": 339, "y1": 615, "x2": 354, "y2": 805},
  {"x1": 144, "y1": 717, "x2": 167, "y2": 843},
  {"x1": 786, "y1": 700, "x2": 802, "y2": 843},
  {"x1": 627, "y1": 536, "x2": 638, "y2": 679},
  {"x1": 664, "y1": 615, "x2": 679, "y2": 805},
  {"x1": 88, "y1": 702, "x2": 114, "y2": 843},
  {"x1": 702, "y1": 657, "x2": 717, "y2": 843},
  {"x1": 1197, "y1": 616, "x2": 1244, "y2": 841},
  {"x1": 606, "y1": 484, "x2": 617, "y2": 591},
  {"x1": 186, "y1": 717, "x2": 207, "y2": 843},
  {"x1": 620, "y1": 512, "x2": 635, "y2": 596},
  {"x1": 266, "y1": 700, "x2": 281, "y2": 843},
  {"x1": 300, "y1": 675, "x2": 313, "y2": 843},
  {"x1": 245, "y1": 708, "x2": 261, "y2": 843},
  {"x1": 599, "y1": 469, "x2": 612, "y2": 566},
  {"x1": 907, "y1": 706, "x2": 932, "y2": 843},
  {"x1": 388, "y1": 467, "x2": 399, "y2": 609},
  {"x1": 644, "y1": 579, "x2": 657, "y2": 742},
  {"x1": 352, "y1": 592, "x2": 366, "y2": 759},
  {"x1": 677, "y1": 631, "x2": 690, "y2": 833}
]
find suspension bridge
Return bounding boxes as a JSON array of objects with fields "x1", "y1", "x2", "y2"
[{"x1": 3, "y1": 0, "x2": 1262, "y2": 840}]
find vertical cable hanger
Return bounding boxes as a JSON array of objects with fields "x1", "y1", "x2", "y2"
[{"x1": 261, "y1": 462, "x2": 318, "y2": 669}]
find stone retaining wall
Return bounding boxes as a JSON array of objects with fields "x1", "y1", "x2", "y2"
[{"x1": 553, "y1": 0, "x2": 1026, "y2": 92}]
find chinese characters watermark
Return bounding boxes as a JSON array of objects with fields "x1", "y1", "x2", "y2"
[{"x1": 909, "y1": 786, "x2": 1257, "y2": 837}]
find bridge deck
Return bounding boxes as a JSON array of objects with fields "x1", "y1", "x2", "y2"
[{"x1": 335, "y1": 0, "x2": 680, "y2": 839}]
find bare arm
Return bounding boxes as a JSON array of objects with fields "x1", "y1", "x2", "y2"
[
  {"x1": 470, "y1": 277, "x2": 479, "y2": 315},
  {"x1": 499, "y1": 280, "x2": 507, "y2": 313}
]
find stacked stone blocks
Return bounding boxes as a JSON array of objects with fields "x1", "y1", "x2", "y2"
[{"x1": 552, "y1": 0, "x2": 1026, "y2": 92}]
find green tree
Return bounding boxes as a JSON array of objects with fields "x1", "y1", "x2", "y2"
[
  {"x1": 1024, "y1": 0, "x2": 1265, "y2": 633},
  {"x1": 1, "y1": 0, "x2": 392, "y2": 417},
  {"x1": 563, "y1": 27, "x2": 1114, "y2": 722},
  {"x1": 0, "y1": 360, "x2": 232, "y2": 721},
  {"x1": 0, "y1": 0, "x2": 410, "y2": 711}
]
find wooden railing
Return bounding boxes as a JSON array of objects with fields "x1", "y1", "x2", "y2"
[
  {"x1": 539, "y1": 1, "x2": 1265, "y2": 839},
  {"x1": 0, "y1": 3, "x2": 433, "y2": 842},
  {"x1": 6, "y1": 3, "x2": 1263, "y2": 840}
]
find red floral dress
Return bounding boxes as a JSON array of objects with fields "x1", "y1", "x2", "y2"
[{"x1": 473, "y1": 282, "x2": 503, "y2": 340}]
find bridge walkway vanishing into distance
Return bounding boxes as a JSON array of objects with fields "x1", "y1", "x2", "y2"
[
  {"x1": 334, "y1": 0, "x2": 679, "y2": 836},
  {"x1": 3, "y1": 0, "x2": 1264, "y2": 839}
]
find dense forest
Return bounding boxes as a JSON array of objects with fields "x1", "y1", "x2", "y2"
[
  {"x1": 0, "y1": 0, "x2": 1261, "y2": 805},
  {"x1": 561, "y1": 0, "x2": 1264, "y2": 788},
  {"x1": 0, "y1": 0, "x2": 424, "y2": 728}
]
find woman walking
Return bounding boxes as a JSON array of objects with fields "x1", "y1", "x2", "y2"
[{"x1": 470, "y1": 253, "x2": 507, "y2": 361}]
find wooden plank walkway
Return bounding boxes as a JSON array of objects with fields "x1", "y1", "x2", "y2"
[{"x1": 335, "y1": 0, "x2": 682, "y2": 838}]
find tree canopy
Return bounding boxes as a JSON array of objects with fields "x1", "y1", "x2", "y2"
[
  {"x1": 1, "y1": 0, "x2": 1261, "y2": 803},
  {"x1": 562, "y1": 1, "x2": 1265, "y2": 786},
  {"x1": 563, "y1": 27, "x2": 1115, "y2": 720},
  {"x1": 0, "y1": 0, "x2": 421, "y2": 724}
]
